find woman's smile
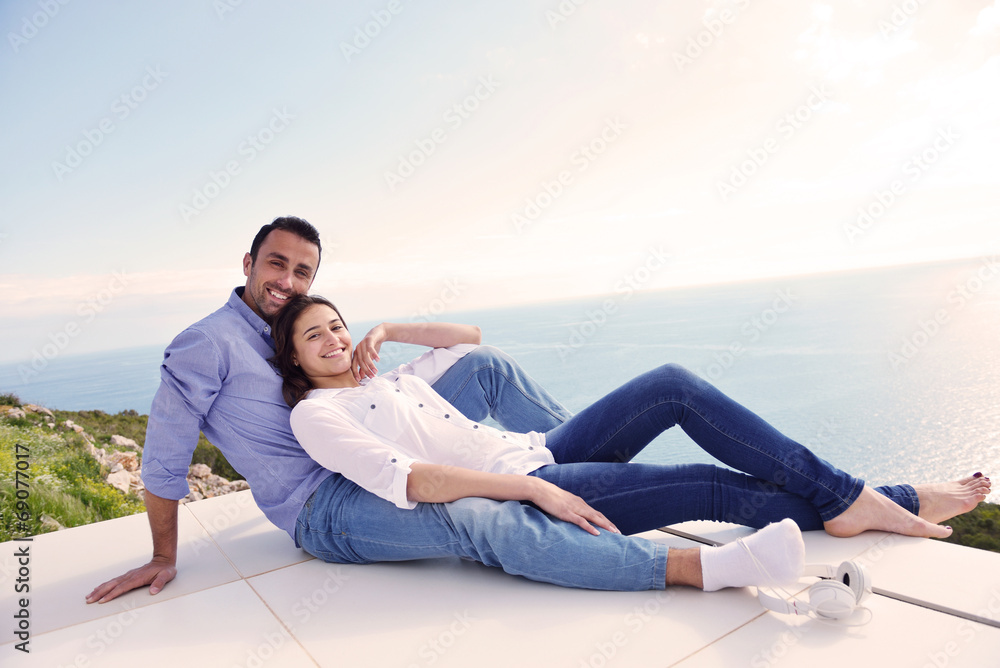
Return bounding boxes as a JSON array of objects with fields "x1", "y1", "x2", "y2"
[{"x1": 291, "y1": 303, "x2": 359, "y2": 388}]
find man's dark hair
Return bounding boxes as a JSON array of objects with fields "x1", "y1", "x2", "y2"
[{"x1": 250, "y1": 216, "x2": 322, "y2": 267}]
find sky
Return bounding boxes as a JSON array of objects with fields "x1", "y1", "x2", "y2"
[{"x1": 1, "y1": 0, "x2": 998, "y2": 364}]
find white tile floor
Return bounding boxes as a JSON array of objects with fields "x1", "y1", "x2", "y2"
[{"x1": 2, "y1": 490, "x2": 999, "y2": 667}]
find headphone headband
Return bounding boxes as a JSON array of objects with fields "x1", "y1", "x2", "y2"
[
  {"x1": 803, "y1": 564, "x2": 837, "y2": 579},
  {"x1": 756, "y1": 560, "x2": 872, "y2": 622}
]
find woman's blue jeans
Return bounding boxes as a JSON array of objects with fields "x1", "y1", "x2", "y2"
[
  {"x1": 297, "y1": 346, "x2": 667, "y2": 591},
  {"x1": 296, "y1": 348, "x2": 915, "y2": 591},
  {"x1": 530, "y1": 363, "x2": 918, "y2": 534}
]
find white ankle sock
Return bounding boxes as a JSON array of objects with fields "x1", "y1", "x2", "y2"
[{"x1": 700, "y1": 518, "x2": 805, "y2": 592}]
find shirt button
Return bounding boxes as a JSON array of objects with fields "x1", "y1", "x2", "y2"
[
  {"x1": 444, "y1": 414, "x2": 450, "y2": 419},
  {"x1": 418, "y1": 403, "x2": 424, "y2": 408},
  {"x1": 370, "y1": 404, "x2": 376, "y2": 409},
  {"x1": 473, "y1": 425, "x2": 479, "y2": 429},
  {"x1": 528, "y1": 446, "x2": 534, "y2": 450},
  {"x1": 395, "y1": 389, "x2": 400, "y2": 392},
  {"x1": 391, "y1": 458, "x2": 397, "y2": 463},
  {"x1": 502, "y1": 435, "x2": 507, "y2": 439}
]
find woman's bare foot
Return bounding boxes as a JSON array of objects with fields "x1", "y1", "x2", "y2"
[
  {"x1": 914, "y1": 474, "x2": 991, "y2": 524},
  {"x1": 825, "y1": 485, "x2": 953, "y2": 538}
]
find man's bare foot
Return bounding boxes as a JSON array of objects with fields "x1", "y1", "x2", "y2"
[
  {"x1": 825, "y1": 486, "x2": 953, "y2": 538},
  {"x1": 914, "y1": 474, "x2": 991, "y2": 524}
]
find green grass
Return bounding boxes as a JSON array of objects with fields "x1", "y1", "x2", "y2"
[
  {"x1": 0, "y1": 422, "x2": 145, "y2": 541},
  {"x1": 51, "y1": 408, "x2": 241, "y2": 481},
  {"x1": 0, "y1": 396, "x2": 242, "y2": 541}
]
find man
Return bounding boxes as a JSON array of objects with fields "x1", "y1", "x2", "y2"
[{"x1": 87, "y1": 216, "x2": 800, "y2": 602}]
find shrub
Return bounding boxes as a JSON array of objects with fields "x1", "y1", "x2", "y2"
[
  {"x1": 0, "y1": 421, "x2": 144, "y2": 541},
  {"x1": 51, "y1": 409, "x2": 242, "y2": 481},
  {"x1": 942, "y1": 502, "x2": 1000, "y2": 553}
]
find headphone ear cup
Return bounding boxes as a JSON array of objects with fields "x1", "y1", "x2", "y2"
[
  {"x1": 808, "y1": 580, "x2": 857, "y2": 620},
  {"x1": 836, "y1": 561, "x2": 871, "y2": 604}
]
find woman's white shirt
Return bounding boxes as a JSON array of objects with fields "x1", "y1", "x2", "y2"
[{"x1": 289, "y1": 345, "x2": 555, "y2": 510}]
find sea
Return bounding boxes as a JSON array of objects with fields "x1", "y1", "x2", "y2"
[{"x1": 3, "y1": 259, "x2": 998, "y2": 499}]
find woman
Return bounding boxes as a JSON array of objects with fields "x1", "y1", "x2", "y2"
[{"x1": 272, "y1": 295, "x2": 989, "y2": 588}]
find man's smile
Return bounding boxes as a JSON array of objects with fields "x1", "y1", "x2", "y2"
[{"x1": 268, "y1": 288, "x2": 290, "y2": 301}]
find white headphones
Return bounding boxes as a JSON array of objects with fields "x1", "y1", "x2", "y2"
[
  {"x1": 756, "y1": 561, "x2": 872, "y2": 622},
  {"x1": 737, "y1": 537, "x2": 873, "y2": 624}
]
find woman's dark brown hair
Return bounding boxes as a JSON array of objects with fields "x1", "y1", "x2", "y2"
[{"x1": 270, "y1": 294, "x2": 347, "y2": 408}]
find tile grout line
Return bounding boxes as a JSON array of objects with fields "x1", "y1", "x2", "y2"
[
  {"x1": 184, "y1": 500, "x2": 321, "y2": 665},
  {"x1": 667, "y1": 610, "x2": 770, "y2": 667},
  {"x1": 660, "y1": 525, "x2": 1000, "y2": 629},
  {"x1": 7, "y1": 579, "x2": 245, "y2": 644},
  {"x1": 181, "y1": 502, "x2": 245, "y2": 580},
  {"x1": 656, "y1": 525, "x2": 815, "y2": 667},
  {"x1": 243, "y1": 578, "x2": 322, "y2": 667}
]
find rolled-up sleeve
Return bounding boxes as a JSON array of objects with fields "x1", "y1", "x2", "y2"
[
  {"x1": 141, "y1": 328, "x2": 222, "y2": 501},
  {"x1": 384, "y1": 344, "x2": 478, "y2": 386},
  {"x1": 290, "y1": 399, "x2": 418, "y2": 510}
]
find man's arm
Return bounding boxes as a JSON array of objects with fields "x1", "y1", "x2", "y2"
[
  {"x1": 86, "y1": 491, "x2": 178, "y2": 603},
  {"x1": 86, "y1": 328, "x2": 220, "y2": 603}
]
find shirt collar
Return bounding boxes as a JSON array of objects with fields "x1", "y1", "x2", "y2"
[
  {"x1": 305, "y1": 377, "x2": 373, "y2": 399},
  {"x1": 229, "y1": 287, "x2": 275, "y2": 347}
]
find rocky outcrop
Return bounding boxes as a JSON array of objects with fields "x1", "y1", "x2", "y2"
[
  {"x1": 110, "y1": 434, "x2": 140, "y2": 450},
  {"x1": 181, "y1": 463, "x2": 250, "y2": 503},
  {"x1": 4, "y1": 401, "x2": 249, "y2": 502},
  {"x1": 63, "y1": 419, "x2": 85, "y2": 433}
]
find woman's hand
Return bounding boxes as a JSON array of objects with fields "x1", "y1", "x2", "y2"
[
  {"x1": 352, "y1": 324, "x2": 387, "y2": 381},
  {"x1": 529, "y1": 478, "x2": 620, "y2": 536}
]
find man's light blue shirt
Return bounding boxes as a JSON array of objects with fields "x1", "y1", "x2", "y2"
[{"x1": 140, "y1": 287, "x2": 333, "y2": 542}]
